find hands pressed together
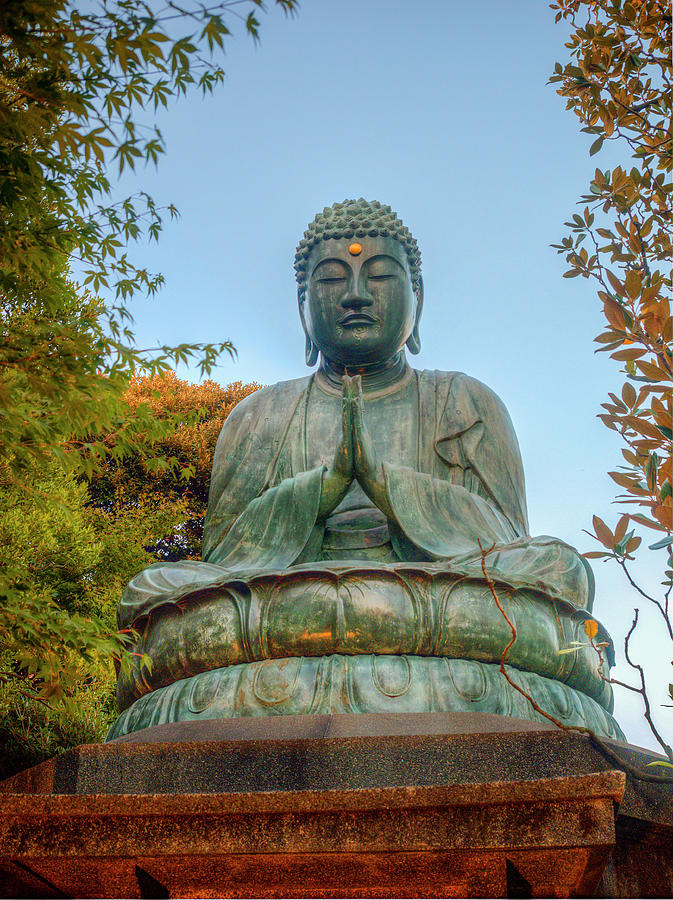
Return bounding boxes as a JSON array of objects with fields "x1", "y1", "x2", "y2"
[{"x1": 318, "y1": 375, "x2": 394, "y2": 521}]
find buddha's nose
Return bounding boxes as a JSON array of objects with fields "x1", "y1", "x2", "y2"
[{"x1": 341, "y1": 288, "x2": 373, "y2": 310}]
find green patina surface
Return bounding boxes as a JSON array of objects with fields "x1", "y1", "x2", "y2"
[{"x1": 109, "y1": 199, "x2": 623, "y2": 741}]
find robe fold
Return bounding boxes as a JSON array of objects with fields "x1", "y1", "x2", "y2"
[{"x1": 118, "y1": 369, "x2": 594, "y2": 631}]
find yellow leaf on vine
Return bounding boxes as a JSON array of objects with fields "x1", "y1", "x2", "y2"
[{"x1": 584, "y1": 619, "x2": 599, "y2": 640}]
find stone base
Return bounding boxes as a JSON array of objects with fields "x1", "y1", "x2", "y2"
[{"x1": 0, "y1": 712, "x2": 671, "y2": 898}]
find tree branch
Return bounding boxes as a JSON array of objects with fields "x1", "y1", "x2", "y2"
[{"x1": 624, "y1": 610, "x2": 673, "y2": 761}]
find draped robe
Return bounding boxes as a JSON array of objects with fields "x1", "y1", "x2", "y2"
[{"x1": 118, "y1": 368, "x2": 596, "y2": 633}]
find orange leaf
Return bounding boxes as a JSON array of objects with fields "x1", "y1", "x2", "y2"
[
  {"x1": 595, "y1": 331, "x2": 625, "y2": 344},
  {"x1": 611, "y1": 348, "x2": 646, "y2": 361},
  {"x1": 653, "y1": 406, "x2": 672, "y2": 428},
  {"x1": 634, "y1": 439, "x2": 666, "y2": 451},
  {"x1": 583, "y1": 619, "x2": 599, "y2": 640},
  {"x1": 603, "y1": 298, "x2": 626, "y2": 329},
  {"x1": 636, "y1": 360, "x2": 668, "y2": 381},
  {"x1": 621, "y1": 383, "x2": 636, "y2": 407},
  {"x1": 653, "y1": 506, "x2": 673, "y2": 528},
  {"x1": 641, "y1": 284, "x2": 662, "y2": 304},
  {"x1": 642, "y1": 315, "x2": 665, "y2": 341},
  {"x1": 592, "y1": 515, "x2": 614, "y2": 548},
  {"x1": 606, "y1": 270, "x2": 626, "y2": 297},
  {"x1": 625, "y1": 418, "x2": 666, "y2": 440},
  {"x1": 614, "y1": 514, "x2": 630, "y2": 543},
  {"x1": 630, "y1": 513, "x2": 667, "y2": 532},
  {"x1": 610, "y1": 471, "x2": 639, "y2": 489}
]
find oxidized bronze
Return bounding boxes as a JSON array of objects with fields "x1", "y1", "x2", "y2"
[{"x1": 108, "y1": 199, "x2": 624, "y2": 741}]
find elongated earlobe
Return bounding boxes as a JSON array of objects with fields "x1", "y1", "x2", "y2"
[
  {"x1": 305, "y1": 335, "x2": 319, "y2": 366},
  {"x1": 406, "y1": 327, "x2": 421, "y2": 355},
  {"x1": 298, "y1": 288, "x2": 319, "y2": 366},
  {"x1": 406, "y1": 275, "x2": 423, "y2": 355}
]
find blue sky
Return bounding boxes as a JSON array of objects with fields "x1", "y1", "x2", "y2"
[{"x1": 116, "y1": 0, "x2": 670, "y2": 751}]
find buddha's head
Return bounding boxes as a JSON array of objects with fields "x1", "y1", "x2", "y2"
[{"x1": 295, "y1": 199, "x2": 423, "y2": 367}]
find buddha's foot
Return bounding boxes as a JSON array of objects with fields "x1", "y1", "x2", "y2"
[
  {"x1": 117, "y1": 569, "x2": 614, "y2": 713},
  {"x1": 107, "y1": 653, "x2": 625, "y2": 742}
]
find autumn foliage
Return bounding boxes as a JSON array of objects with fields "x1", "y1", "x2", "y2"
[
  {"x1": 89, "y1": 373, "x2": 261, "y2": 560},
  {"x1": 550, "y1": 0, "x2": 672, "y2": 761},
  {"x1": 124, "y1": 372, "x2": 260, "y2": 490},
  {"x1": 550, "y1": 0, "x2": 671, "y2": 540}
]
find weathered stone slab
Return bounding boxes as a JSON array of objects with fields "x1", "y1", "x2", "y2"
[
  {"x1": 0, "y1": 712, "x2": 671, "y2": 898},
  {"x1": 0, "y1": 775, "x2": 622, "y2": 897}
]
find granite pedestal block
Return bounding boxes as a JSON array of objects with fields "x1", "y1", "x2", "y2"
[{"x1": 0, "y1": 712, "x2": 671, "y2": 898}]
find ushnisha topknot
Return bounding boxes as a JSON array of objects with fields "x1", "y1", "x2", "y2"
[{"x1": 295, "y1": 199, "x2": 421, "y2": 301}]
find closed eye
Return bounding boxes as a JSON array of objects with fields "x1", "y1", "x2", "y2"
[
  {"x1": 367, "y1": 274, "x2": 396, "y2": 281},
  {"x1": 318, "y1": 276, "x2": 347, "y2": 283}
]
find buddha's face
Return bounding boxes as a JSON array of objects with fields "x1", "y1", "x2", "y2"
[{"x1": 301, "y1": 236, "x2": 420, "y2": 367}]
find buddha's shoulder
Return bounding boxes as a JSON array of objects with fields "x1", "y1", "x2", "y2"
[
  {"x1": 416, "y1": 368, "x2": 503, "y2": 403},
  {"x1": 224, "y1": 374, "x2": 313, "y2": 425}
]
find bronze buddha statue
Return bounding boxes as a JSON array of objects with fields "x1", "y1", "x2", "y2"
[{"x1": 108, "y1": 199, "x2": 624, "y2": 742}]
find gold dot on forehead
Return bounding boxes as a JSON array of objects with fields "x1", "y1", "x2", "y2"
[{"x1": 348, "y1": 242, "x2": 362, "y2": 256}]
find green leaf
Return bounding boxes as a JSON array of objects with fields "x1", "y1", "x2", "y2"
[{"x1": 590, "y1": 136, "x2": 604, "y2": 156}]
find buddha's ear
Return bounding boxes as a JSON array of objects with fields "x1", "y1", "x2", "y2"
[
  {"x1": 298, "y1": 288, "x2": 319, "y2": 367},
  {"x1": 406, "y1": 275, "x2": 424, "y2": 355},
  {"x1": 304, "y1": 335, "x2": 319, "y2": 366}
]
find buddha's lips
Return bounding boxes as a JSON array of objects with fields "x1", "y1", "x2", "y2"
[{"x1": 339, "y1": 313, "x2": 377, "y2": 326}]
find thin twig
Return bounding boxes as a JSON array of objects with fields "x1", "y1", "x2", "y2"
[
  {"x1": 478, "y1": 542, "x2": 673, "y2": 781},
  {"x1": 624, "y1": 610, "x2": 673, "y2": 761},
  {"x1": 618, "y1": 559, "x2": 673, "y2": 639}
]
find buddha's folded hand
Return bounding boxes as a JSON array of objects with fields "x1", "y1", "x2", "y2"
[
  {"x1": 317, "y1": 376, "x2": 355, "y2": 518},
  {"x1": 349, "y1": 374, "x2": 395, "y2": 521}
]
